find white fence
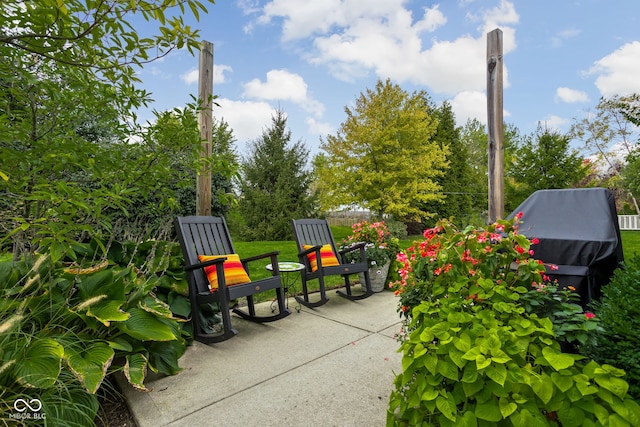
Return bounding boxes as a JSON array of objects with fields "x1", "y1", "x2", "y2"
[{"x1": 619, "y1": 215, "x2": 640, "y2": 230}]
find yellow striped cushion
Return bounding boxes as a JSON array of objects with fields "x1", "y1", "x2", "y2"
[
  {"x1": 198, "y1": 254, "x2": 251, "y2": 291},
  {"x1": 303, "y1": 244, "x2": 340, "y2": 272}
]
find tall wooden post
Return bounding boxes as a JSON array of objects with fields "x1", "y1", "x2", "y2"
[
  {"x1": 487, "y1": 29, "x2": 504, "y2": 223},
  {"x1": 196, "y1": 41, "x2": 213, "y2": 216}
]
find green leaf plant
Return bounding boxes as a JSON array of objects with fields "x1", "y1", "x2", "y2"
[
  {"x1": 0, "y1": 238, "x2": 190, "y2": 425},
  {"x1": 388, "y1": 216, "x2": 640, "y2": 426}
]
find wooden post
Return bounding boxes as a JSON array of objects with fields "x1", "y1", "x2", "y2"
[
  {"x1": 487, "y1": 29, "x2": 504, "y2": 223},
  {"x1": 196, "y1": 41, "x2": 213, "y2": 216}
]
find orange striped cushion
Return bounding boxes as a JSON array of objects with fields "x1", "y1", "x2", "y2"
[
  {"x1": 198, "y1": 254, "x2": 251, "y2": 291},
  {"x1": 303, "y1": 244, "x2": 340, "y2": 272}
]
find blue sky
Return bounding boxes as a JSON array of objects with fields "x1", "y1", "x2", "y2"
[{"x1": 136, "y1": 0, "x2": 640, "y2": 156}]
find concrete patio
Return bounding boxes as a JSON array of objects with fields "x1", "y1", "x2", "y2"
[{"x1": 118, "y1": 289, "x2": 403, "y2": 427}]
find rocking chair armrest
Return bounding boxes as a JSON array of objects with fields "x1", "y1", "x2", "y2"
[
  {"x1": 338, "y1": 241, "x2": 366, "y2": 255},
  {"x1": 298, "y1": 245, "x2": 322, "y2": 258},
  {"x1": 185, "y1": 256, "x2": 227, "y2": 272}
]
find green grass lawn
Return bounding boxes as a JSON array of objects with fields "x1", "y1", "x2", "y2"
[{"x1": 621, "y1": 230, "x2": 640, "y2": 258}]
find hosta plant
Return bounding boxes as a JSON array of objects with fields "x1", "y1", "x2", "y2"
[
  {"x1": 0, "y1": 238, "x2": 188, "y2": 426},
  {"x1": 388, "y1": 217, "x2": 640, "y2": 426}
]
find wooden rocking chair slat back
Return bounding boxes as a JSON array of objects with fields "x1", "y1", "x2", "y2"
[{"x1": 292, "y1": 219, "x2": 338, "y2": 254}]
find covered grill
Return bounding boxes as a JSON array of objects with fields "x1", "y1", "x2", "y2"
[{"x1": 508, "y1": 188, "x2": 624, "y2": 308}]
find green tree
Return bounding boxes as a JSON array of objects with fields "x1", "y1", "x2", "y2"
[
  {"x1": 507, "y1": 127, "x2": 587, "y2": 210},
  {"x1": 422, "y1": 101, "x2": 473, "y2": 226},
  {"x1": 104, "y1": 112, "x2": 239, "y2": 240},
  {"x1": 317, "y1": 79, "x2": 447, "y2": 221},
  {"x1": 236, "y1": 110, "x2": 316, "y2": 240},
  {"x1": 570, "y1": 95, "x2": 640, "y2": 213},
  {"x1": 459, "y1": 119, "x2": 489, "y2": 219},
  {"x1": 0, "y1": 0, "x2": 214, "y2": 260},
  {"x1": 458, "y1": 120, "x2": 523, "y2": 222}
]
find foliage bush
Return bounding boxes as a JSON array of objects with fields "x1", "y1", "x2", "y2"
[
  {"x1": 581, "y1": 255, "x2": 640, "y2": 401},
  {"x1": 388, "y1": 217, "x2": 640, "y2": 426},
  {"x1": 0, "y1": 238, "x2": 191, "y2": 426}
]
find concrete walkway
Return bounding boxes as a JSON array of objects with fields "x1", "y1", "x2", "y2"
[{"x1": 119, "y1": 289, "x2": 403, "y2": 427}]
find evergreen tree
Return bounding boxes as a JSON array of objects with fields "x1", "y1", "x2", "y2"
[
  {"x1": 507, "y1": 126, "x2": 587, "y2": 210},
  {"x1": 237, "y1": 110, "x2": 316, "y2": 240},
  {"x1": 423, "y1": 101, "x2": 473, "y2": 226}
]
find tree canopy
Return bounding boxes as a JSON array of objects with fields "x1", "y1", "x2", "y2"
[
  {"x1": 235, "y1": 110, "x2": 316, "y2": 240},
  {"x1": 317, "y1": 79, "x2": 448, "y2": 221},
  {"x1": 507, "y1": 127, "x2": 588, "y2": 210},
  {"x1": 0, "y1": 0, "x2": 217, "y2": 259}
]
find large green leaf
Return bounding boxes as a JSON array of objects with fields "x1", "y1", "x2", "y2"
[
  {"x1": 542, "y1": 346, "x2": 575, "y2": 370},
  {"x1": 594, "y1": 375, "x2": 629, "y2": 399},
  {"x1": 64, "y1": 342, "x2": 114, "y2": 394},
  {"x1": 14, "y1": 338, "x2": 64, "y2": 388},
  {"x1": 167, "y1": 292, "x2": 191, "y2": 318},
  {"x1": 84, "y1": 299, "x2": 130, "y2": 326},
  {"x1": 125, "y1": 353, "x2": 148, "y2": 391},
  {"x1": 475, "y1": 399, "x2": 503, "y2": 422},
  {"x1": 435, "y1": 395, "x2": 457, "y2": 422},
  {"x1": 148, "y1": 339, "x2": 186, "y2": 375},
  {"x1": 499, "y1": 396, "x2": 518, "y2": 418},
  {"x1": 530, "y1": 373, "x2": 554, "y2": 404},
  {"x1": 116, "y1": 308, "x2": 178, "y2": 341},
  {"x1": 139, "y1": 295, "x2": 174, "y2": 319}
]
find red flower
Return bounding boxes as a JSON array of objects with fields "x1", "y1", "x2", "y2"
[{"x1": 585, "y1": 312, "x2": 596, "y2": 319}]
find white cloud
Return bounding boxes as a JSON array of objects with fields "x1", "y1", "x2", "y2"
[
  {"x1": 588, "y1": 41, "x2": 640, "y2": 97},
  {"x1": 550, "y1": 28, "x2": 580, "y2": 48},
  {"x1": 449, "y1": 90, "x2": 487, "y2": 126},
  {"x1": 181, "y1": 64, "x2": 233, "y2": 85},
  {"x1": 305, "y1": 117, "x2": 334, "y2": 136},
  {"x1": 258, "y1": 1, "x2": 517, "y2": 96},
  {"x1": 449, "y1": 89, "x2": 512, "y2": 128},
  {"x1": 537, "y1": 115, "x2": 569, "y2": 132},
  {"x1": 555, "y1": 87, "x2": 589, "y2": 103},
  {"x1": 213, "y1": 98, "x2": 276, "y2": 145},
  {"x1": 242, "y1": 69, "x2": 325, "y2": 116}
]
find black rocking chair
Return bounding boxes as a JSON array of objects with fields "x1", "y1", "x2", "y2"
[
  {"x1": 174, "y1": 216, "x2": 290, "y2": 343},
  {"x1": 292, "y1": 219, "x2": 373, "y2": 308}
]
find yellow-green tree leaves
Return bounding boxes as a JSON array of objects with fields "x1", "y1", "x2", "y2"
[{"x1": 317, "y1": 79, "x2": 448, "y2": 220}]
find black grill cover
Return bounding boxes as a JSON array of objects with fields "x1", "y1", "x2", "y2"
[{"x1": 508, "y1": 188, "x2": 624, "y2": 308}]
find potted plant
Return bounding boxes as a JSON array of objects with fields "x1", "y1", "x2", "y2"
[{"x1": 340, "y1": 221, "x2": 399, "y2": 292}]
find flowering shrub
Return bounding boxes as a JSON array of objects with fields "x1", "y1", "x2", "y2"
[
  {"x1": 387, "y1": 217, "x2": 640, "y2": 426},
  {"x1": 340, "y1": 221, "x2": 399, "y2": 270}
]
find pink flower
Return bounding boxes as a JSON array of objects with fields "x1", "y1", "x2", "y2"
[
  {"x1": 531, "y1": 237, "x2": 540, "y2": 245},
  {"x1": 549, "y1": 264, "x2": 559, "y2": 271},
  {"x1": 585, "y1": 312, "x2": 596, "y2": 319},
  {"x1": 515, "y1": 211, "x2": 524, "y2": 219}
]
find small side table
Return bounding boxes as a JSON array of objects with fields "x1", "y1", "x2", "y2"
[{"x1": 266, "y1": 262, "x2": 305, "y2": 313}]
